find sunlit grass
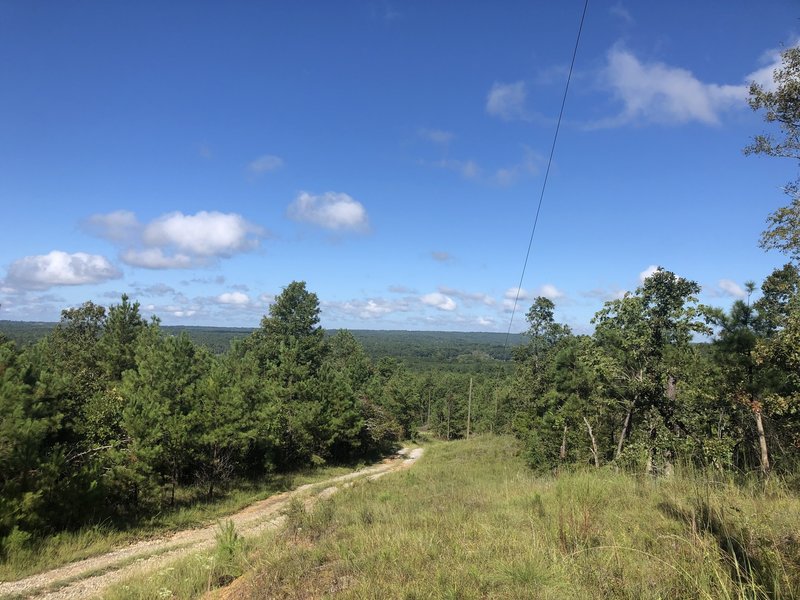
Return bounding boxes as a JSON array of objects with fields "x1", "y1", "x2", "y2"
[{"x1": 105, "y1": 436, "x2": 800, "y2": 599}]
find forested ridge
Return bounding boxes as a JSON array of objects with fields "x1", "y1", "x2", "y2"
[
  {"x1": 2, "y1": 47, "x2": 800, "y2": 574},
  {"x1": 0, "y1": 322, "x2": 524, "y2": 369}
]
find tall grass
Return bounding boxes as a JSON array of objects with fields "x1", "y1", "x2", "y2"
[{"x1": 107, "y1": 436, "x2": 800, "y2": 599}]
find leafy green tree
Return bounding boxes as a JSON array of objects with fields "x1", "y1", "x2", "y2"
[
  {"x1": 512, "y1": 297, "x2": 572, "y2": 453},
  {"x1": 254, "y1": 281, "x2": 326, "y2": 383},
  {"x1": 592, "y1": 268, "x2": 710, "y2": 471},
  {"x1": 121, "y1": 327, "x2": 212, "y2": 506},
  {"x1": 41, "y1": 302, "x2": 108, "y2": 442},
  {"x1": 747, "y1": 46, "x2": 800, "y2": 260},
  {"x1": 98, "y1": 294, "x2": 146, "y2": 381},
  {"x1": 192, "y1": 357, "x2": 254, "y2": 497},
  {"x1": 0, "y1": 339, "x2": 59, "y2": 544},
  {"x1": 326, "y1": 329, "x2": 373, "y2": 394}
]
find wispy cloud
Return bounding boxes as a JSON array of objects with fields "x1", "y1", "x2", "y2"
[
  {"x1": 424, "y1": 146, "x2": 540, "y2": 186},
  {"x1": 493, "y1": 146, "x2": 541, "y2": 186},
  {"x1": 718, "y1": 279, "x2": 746, "y2": 299},
  {"x1": 418, "y1": 128, "x2": 455, "y2": 145},
  {"x1": 248, "y1": 154, "x2": 284, "y2": 175},
  {"x1": 287, "y1": 191, "x2": 370, "y2": 232},
  {"x1": 639, "y1": 264, "x2": 659, "y2": 283},
  {"x1": 425, "y1": 158, "x2": 482, "y2": 180},
  {"x1": 82, "y1": 210, "x2": 140, "y2": 243},
  {"x1": 438, "y1": 285, "x2": 495, "y2": 306},
  {"x1": 592, "y1": 43, "x2": 793, "y2": 128},
  {"x1": 138, "y1": 282, "x2": 176, "y2": 297},
  {"x1": 4, "y1": 251, "x2": 121, "y2": 290},
  {"x1": 502, "y1": 284, "x2": 566, "y2": 311},
  {"x1": 486, "y1": 81, "x2": 530, "y2": 121},
  {"x1": 581, "y1": 287, "x2": 627, "y2": 301},
  {"x1": 388, "y1": 284, "x2": 417, "y2": 294},
  {"x1": 609, "y1": 2, "x2": 633, "y2": 24},
  {"x1": 431, "y1": 251, "x2": 454, "y2": 263},
  {"x1": 323, "y1": 297, "x2": 410, "y2": 320}
]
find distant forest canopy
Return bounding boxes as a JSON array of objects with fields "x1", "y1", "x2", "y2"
[{"x1": 0, "y1": 320, "x2": 524, "y2": 370}]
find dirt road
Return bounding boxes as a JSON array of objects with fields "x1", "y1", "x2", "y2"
[{"x1": 0, "y1": 447, "x2": 424, "y2": 600}]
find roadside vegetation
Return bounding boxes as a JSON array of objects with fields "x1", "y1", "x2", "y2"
[
  {"x1": 105, "y1": 436, "x2": 800, "y2": 600},
  {"x1": 0, "y1": 462, "x2": 360, "y2": 582}
]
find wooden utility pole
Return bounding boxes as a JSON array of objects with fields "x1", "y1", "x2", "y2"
[
  {"x1": 466, "y1": 377, "x2": 473, "y2": 438},
  {"x1": 446, "y1": 396, "x2": 451, "y2": 440},
  {"x1": 427, "y1": 389, "x2": 431, "y2": 427}
]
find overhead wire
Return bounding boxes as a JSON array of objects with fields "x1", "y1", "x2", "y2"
[{"x1": 502, "y1": 0, "x2": 590, "y2": 356}]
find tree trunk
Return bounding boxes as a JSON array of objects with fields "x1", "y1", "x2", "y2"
[
  {"x1": 583, "y1": 416, "x2": 599, "y2": 467},
  {"x1": 615, "y1": 403, "x2": 634, "y2": 459},
  {"x1": 754, "y1": 408, "x2": 770, "y2": 474},
  {"x1": 645, "y1": 425, "x2": 657, "y2": 476},
  {"x1": 662, "y1": 376, "x2": 677, "y2": 477},
  {"x1": 559, "y1": 425, "x2": 568, "y2": 461}
]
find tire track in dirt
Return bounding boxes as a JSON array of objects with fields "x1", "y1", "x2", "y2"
[{"x1": 0, "y1": 448, "x2": 424, "y2": 600}]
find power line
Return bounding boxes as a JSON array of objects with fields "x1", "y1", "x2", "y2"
[{"x1": 502, "y1": 0, "x2": 589, "y2": 354}]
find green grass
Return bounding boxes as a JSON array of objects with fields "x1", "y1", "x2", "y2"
[
  {"x1": 0, "y1": 463, "x2": 363, "y2": 583},
  {"x1": 104, "y1": 436, "x2": 800, "y2": 599}
]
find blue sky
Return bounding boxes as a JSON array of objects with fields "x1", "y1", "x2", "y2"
[{"x1": 1, "y1": 1, "x2": 798, "y2": 333}]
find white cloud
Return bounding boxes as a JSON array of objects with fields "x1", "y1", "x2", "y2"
[
  {"x1": 493, "y1": 146, "x2": 541, "y2": 186},
  {"x1": 477, "y1": 316, "x2": 495, "y2": 326},
  {"x1": 609, "y1": 2, "x2": 633, "y2": 24},
  {"x1": 439, "y1": 286, "x2": 495, "y2": 306},
  {"x1": 419, "y1": 128, "x2": 454, "y2": 144},
  {"x1": 582, "y1": 287, "x2": 627, "y2": 301},
  {"x1": 538, "y1": 284, "x2": 565, "y2": 301},
  {"x1": 639, "y1": 264, "x2": 659, "y2": 283},
  {"x1": 87, "y1": 210, "x2": 265, "y2": 270},
  {"x1": 597, "y1": 46, "x2": 747, "y2": 127},
  {"x1": 428, "y1": 158, "x2": 482, "y2": 180},
  {"x1": 323, "y1": 297, "x2": 409, "y2": 320},
  {"x1": 486, "y1": 81, "x2": 529, "y2": 121},
  {"x1": 248, "y1": 154, "x2": 284, "y2": 174},
  {"x1": 504, "y1": 284, "x2": 564, "y2": 301},
  {"x1": 287, "y1": 191, "x2": 370, "y2": 232},
  {"x1": 217, "y1": 291, "x2": 250, "y2": 305},
  {"x1": 82, "y1": 210, "x2": 140, "y2": 242},
  {"x1": 143, "y1": 211, "x2": 262, "y2": 257},
  {"x1": 421, "y1": 292, "x2": 457, "y2": 311},
  {"x1": 746, "y1": 42, "x2": 800, "y2": 92},
  {"x1": 5, "y1": 251, "x2": 121, "y2": 290},
  {"x1": 718, "y1": 279, "x2": 746, "y2": 299},
  {"x1": 122, "y1": 248, "x2": 194, "y2": 269},
  {"x1": 504, "y1": 287, "x2": 531, "y2": 301}
]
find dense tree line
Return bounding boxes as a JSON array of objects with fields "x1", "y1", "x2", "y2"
[
  {"x1": 506, "y1": 47, "x2": 800, "y2": 479},
  {"x1": 0, "y1": 283, "x2": 423, "y2": 552},
  {"x1": 504, "y1": 266, "x2": 799, "y2": 478}
]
